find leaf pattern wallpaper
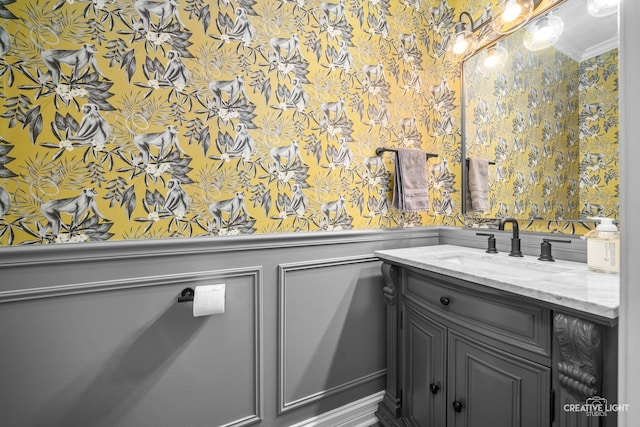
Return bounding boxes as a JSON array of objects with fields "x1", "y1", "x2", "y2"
[
  {"x1": 578, "y1": 49, "x2": 619, "y2": 220},
  {"x1": 0, "y1": 0, "x2": 612, "y2": 246},
  {"x1": 464, "y1": 30, "x2": 618, "y2": 223},
  {"x1": 464, "y1": 29, "x2": 580, "y2": 220}
]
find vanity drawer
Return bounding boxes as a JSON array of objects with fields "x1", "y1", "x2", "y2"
[{"x1": 403, "y1": 268, "x2": 551, "y2": 357}]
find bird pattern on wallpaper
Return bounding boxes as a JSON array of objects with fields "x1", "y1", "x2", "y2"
[
  {"x1": 464, "y1": 28, "x2": 618, "y2": 223},
  {"x1": 0, "y1": 0, "x2": 465, "y2": 245},
  {"x1": 1, "y1": 0, "x2": 604, "y2": 245},
  {"x1": 578, "y1": 50, "x2": 619, "y2": 220}
]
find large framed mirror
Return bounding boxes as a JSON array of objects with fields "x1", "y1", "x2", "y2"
[{"x1": 461, "y1": 0, "x2": 619, "y2": 221}]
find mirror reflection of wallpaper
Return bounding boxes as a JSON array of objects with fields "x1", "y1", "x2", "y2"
[
  {"x1": 579, "y1": 49, "x2": 619, "y2": 220},
  {"x1": 465, "y1": 33, "x2": 619, "y2": 221},
  {"x1": 465, "y1": 29, "x2": 580, "y2": 220},
  {"x1": 0, "y1": 0, "x2": 467, "y2": 245}
]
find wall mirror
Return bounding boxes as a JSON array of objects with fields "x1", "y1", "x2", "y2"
[{"x1": 461, "y1": 0, "x2": 619, "y2": 221}]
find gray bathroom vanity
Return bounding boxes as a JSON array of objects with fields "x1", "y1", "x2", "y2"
[{"x1": 374, "y1": 245, "x2": 619, "y2": 427}]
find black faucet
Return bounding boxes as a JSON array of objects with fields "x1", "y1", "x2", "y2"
[
  {"x1": 476, "y1": 232, "x2": 498, "y2": 254},
  {"x1": 498, "y1": 218, "x2": 523, "y2": 257},
  {"x1": 538, "y1": 238, "x2": 571, "y2": 262}
]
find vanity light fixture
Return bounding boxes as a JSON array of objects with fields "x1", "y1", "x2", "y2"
[
  {"x1": 491, "y1": 0, "x2": 538, "y2": 34},
  {"x1": 446, "y1": 12, "x2": 480, "y2": 62},
  {"x1": 449, "y1": 0, "x2": 545, "y2": 62},
  {"x1": 483, "y1": 44, "x2": 509, "y2": 69},
  {"x1": 523, "y1": 12, "x2": 564, "y2": 51},
  {"x1": 586, "y1": 0, "x2": 618, "y2": 17}
]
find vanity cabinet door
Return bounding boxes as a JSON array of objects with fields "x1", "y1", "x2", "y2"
[
  {"x1": 403, "y1": 303, "x2": 447, "y2": 427},
  {"x1": 448, "y1": 330, "x2": 551, "y2": 427}
]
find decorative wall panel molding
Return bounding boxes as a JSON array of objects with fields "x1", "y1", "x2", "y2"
[
  {"x1": 278, "y1": 255, "x2": 386, "y2": 413},
  {"x1": 0, "y1": 266, "x2": 262, "y2": 304},
  {"x1": 0, "y1": 227, "x2": 436, "y2": 426},
  {"x1": 0, "y1": 266, "x2": 264, "y2": 427}
]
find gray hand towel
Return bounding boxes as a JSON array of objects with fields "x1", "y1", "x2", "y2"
[
  {"x1": 392, "y1": 149, "x2": 430, "y2": 212},
  {"x1": 466, "y1": 158, "x2": 489, "y2": 212}
]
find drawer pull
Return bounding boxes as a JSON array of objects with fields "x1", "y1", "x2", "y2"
[
  {"x1": 429, "y1": 383, "x2": 439, "y2": 394},
  {"x1": 452, "y1": 400, "x2": 463, "y2": 413},
  {"x1": 440, "y1": 296, "x2": 450, "y2": 306}
]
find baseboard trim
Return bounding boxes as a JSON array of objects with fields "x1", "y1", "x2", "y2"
[{"x1": 289, "y1": 391, "x2": 384, "y2": 427}]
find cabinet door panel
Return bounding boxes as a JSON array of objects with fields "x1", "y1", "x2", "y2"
[
  {"x1": 448, "y1": 331, "x2": 550, "y2": 427},
  {"x1": 404, "y1": 304, "x2": 447, "y2": 427}
]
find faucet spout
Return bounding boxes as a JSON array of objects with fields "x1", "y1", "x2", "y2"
[
  {"x1": 498, "y1": 218, "x2": 519, "y2": 238},
  {"x1": 498, "y1": 218, "x2": 523, "y2": 257}
]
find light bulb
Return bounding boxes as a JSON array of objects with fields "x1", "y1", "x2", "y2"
[
  {"x1": 587, "y1": 0, "x2": 618, "y2": 17},
  {"x1": 484, "y1": 53, "x2": 499, "y2": 68},
  {"x1": 453, "y1": 36, "x2": 470, "y2": 55},
  {"x1": 523, "y1": 13, "x2": 564, "y2": 51},
  {"x1": 482, "y1": 45, "x2": 508, "y2": 69},
  {"x1": 447, "y1": 22, "x2": 477, "y2": 61},
  {"x1": 502, "y1": 3, "x2": 522, "y2": 23},
  {"x1": 534, "y1": 18, "x2": 553, "y2": 41},
  {"x1": 492, "y1": 0, "x2": 534, "y2": 34}
]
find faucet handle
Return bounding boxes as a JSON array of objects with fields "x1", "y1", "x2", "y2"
[
  {"x1": 538, "y1": 238, "x2": 571, "y2": 262},
  {"x1": 476, "y1": 232, "x2": 498, "y2": 254}
]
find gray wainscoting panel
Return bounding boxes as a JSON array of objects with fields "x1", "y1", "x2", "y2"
[
  {"x1": 0, "y1": 268, "x2": 263, "y2": 427},
  {"x1": 0, "y1": 227, "x2": 593, "y2": 425},
  {"x1": 278, "y1": 255, "x2": 386, "y2": 413},
  {"x1": 0, "y1": 228, "x2": 441, "y2": 427}
]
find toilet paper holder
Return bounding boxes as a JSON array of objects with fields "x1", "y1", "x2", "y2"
[{"x1": 177, "y1": 287, "x2": 194, "y2": 303}]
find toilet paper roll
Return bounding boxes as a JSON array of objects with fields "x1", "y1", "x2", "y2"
[{"x1": 193, "y1": 284, "x2": 225, "y2": 317}]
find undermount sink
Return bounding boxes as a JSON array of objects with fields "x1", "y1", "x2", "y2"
[{"x1": 430, "y1": 251, "x2": 573, "y2": 280}]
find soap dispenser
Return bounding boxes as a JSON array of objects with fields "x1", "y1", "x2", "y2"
[{"x1": 585, "y1": 218, "x2": 620, "y2": 274}]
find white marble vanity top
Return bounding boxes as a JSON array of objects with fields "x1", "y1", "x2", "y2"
[{"x1": 375, "y1": 244, "x2": 619, "y2": 320}]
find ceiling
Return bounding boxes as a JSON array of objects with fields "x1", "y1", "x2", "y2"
[{"x1": 551, "y1": 0, "x2": 619, "y2": 61}]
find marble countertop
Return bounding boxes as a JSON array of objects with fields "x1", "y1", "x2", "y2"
[{"x1": 375, "y1": 245, "x2": 619, "y2": 320}]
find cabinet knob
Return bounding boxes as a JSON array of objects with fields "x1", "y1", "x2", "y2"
[
  {"x1": 452, "y1": 400, "x2": 463, "y2": 413},
  {"x1": 429, "y1": 383, "x2": 439, "y2": 395},
  {"x1": 440, "y1": 296, "x2": 450, "y2": 306}
]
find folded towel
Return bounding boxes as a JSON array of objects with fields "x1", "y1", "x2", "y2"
[
  {"x1": 466, "y1": 158, "x2": 489, "y2": 212},
  {"x1": 392, "y1": 149, "x2": 430, "y2": 212}
]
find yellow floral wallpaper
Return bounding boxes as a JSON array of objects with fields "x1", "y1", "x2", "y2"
[
  {"x1": 464, "y1": 29, "x2": 581, "y2": 220},
  {"x1": 0, "y1": 0, "x2": 467, "y2": 245},
  {"x1": 464, "y1": 33, "x2": 618, "y2": 223},
  {"x1": 0, "y1": 0, "x2": 613, "y2": 245},
  {"x1": 578, "y1": 49, "x2": 619, "y2": 220}
]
